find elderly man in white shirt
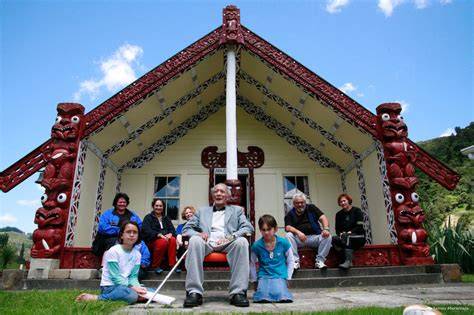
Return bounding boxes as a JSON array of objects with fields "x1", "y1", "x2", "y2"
[{"x1": 182, "y1": 183, "x2": 254, "y2": 308}]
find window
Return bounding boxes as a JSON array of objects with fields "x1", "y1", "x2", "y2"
[
  {"x1": 154, "y1": 176, "x2": 180, "y2": 220},
  {"x1": 283, "y1": 175, "x2": 310, "y2": 213}
]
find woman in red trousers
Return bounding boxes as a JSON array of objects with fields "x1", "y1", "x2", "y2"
[{"x1": 142, "y1": 199, "x2": 179, "y2": 274}]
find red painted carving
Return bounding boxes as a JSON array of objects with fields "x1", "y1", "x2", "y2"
[
  {"x1": 43, "y1": 103, "x2": 86, "y2": 180},
  {"x1": 376, "y1": 103, "x2": 433, "y2": 265},
  {"x1": 31, "y1": 178, "x2": 70, "y2": 258},
  {"x1": 0, "y1": 140, "x2": 50, "y2": 192},
  {"x1": 60, "y1": 248, "x2": 100, "y2": 269},
  {"x1": 225, "y1": 179, "x2": 242, "y2": 205},
  {"x1": 201, "y1": 146, "x2": 264, "y2": 234},
  {"x1": 409, "y1": 141, "x2": 460, "y2": 190},
  {"x1": 30, "y1": 103, "x2": 85, "y2": 259},
  {"x1": 202, "y1": 146, "x2": 264, "y2": 168},
  {"x1": 249, "y1": 168, "x2": 256, "y2": 241},
  {"x1": 300, "y1": 245, "x2": 401, "y2": 268},
  {"x1": 220, "y1": 5, "x2": 244, "y2": 45}
]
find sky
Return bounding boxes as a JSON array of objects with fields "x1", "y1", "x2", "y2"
[{"x1": 0, "y1": 0, "x2": 472, "y2": 233}]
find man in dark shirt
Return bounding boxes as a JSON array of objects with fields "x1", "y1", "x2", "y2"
[{"x1": 285, "y1": 193, "x2": 332, "y2": 269}]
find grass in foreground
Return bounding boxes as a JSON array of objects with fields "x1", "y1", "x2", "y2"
[
  {"x1": 0, "y1": 289, "x2": 126, "y2": 315},
  {"x1": 462, "y1": 273, "x2": 474, "y2": 283},
  {"x1": 0, "y1": 290, "x2": 472, "y2": 315}
]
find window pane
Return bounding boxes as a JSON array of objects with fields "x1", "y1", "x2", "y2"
[
  {"x1": 283, "y1": 176, "x2": 296, "y2": 193},
  {"x1": 166, "y1": 199, "x2": 179, "y2": 220},
  {"x1": 167, "y1": 176, "x2": 180, "y2": 197},
  {"x1": 296, "y1": 176, "x2": 310, "y2": 195},
  {"x1": 283, "y1": 175, "x2": 309, "y2": 214},
  {"x1": 155, "y1": 177, "x2": 168, "y2": 197}
]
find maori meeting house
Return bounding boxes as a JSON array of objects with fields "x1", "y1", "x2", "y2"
[{"x1": 0, "y1": 6, "x2": 460, "y2": 270}]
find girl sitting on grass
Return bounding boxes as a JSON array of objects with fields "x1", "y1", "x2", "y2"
[
  {"x1": 76, "y1": 220, "x2": 147, "y2": 304},
  {"x1": 250, "y1": 214, "x2": 295, "y2": 303}
]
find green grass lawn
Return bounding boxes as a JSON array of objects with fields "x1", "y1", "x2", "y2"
[
  {"x1": 0, "y1": 290, "x2": 126, "y2": 315},
  {"x1": 462, "y1": 273, "x2": 474, "y2": 283},
  {"x1": 0, "y1": 290, "x2": 472, "y2": 315}
]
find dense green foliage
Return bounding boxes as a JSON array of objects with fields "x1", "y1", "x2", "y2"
[
  {"x1": 416, "y1": 122, "x2": 474, "y2": 227},
  {"x1": 0, "y1": 232, "x2": 30, "y2": 270},
  {"x1": 0, "y1": 233, "x2": 18, "y2": 270}
]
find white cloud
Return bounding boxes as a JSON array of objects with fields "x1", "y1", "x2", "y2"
[
  {"x1": 74, "y1": 44, "x2": 144, "y2": 101},
  {"x1": 0, "y1": 213, "x2": 18, "y2": 223},
  {"x1": 414, "y1": 0, "x2": 429, "y2": 9},
  {"x1": 378, "y1": 0, "x2": 450, "y2": 16},
  {"x1": 357, "y1": 93, "x2": 365, "y2": 97},
  {"x1": 339, "y1": 82, "x2": 357, "y2": 94},
  {"x1": 439, "y1": 127, "x2": 456, "y2": 137},
  {"x1": 395, "y1": 100, "x2": 410, "y2": 114},
  {"x1": 17, "y1": 199, "x2": 40, "y2": 207},
  {"x1": 378, "y1": 0, "x2": 403, "y2": 17},
  {"x1": 36, "y1": 184, "x2": 45, "y2": 192},
  {"x1": 326, "y1": 0, "x2": 350, "y2": 13}
]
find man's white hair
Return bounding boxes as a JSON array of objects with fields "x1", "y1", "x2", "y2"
[
  {"x1": 292, "y1": 193, "x2": 307, "y2": 202},
  {"x1": 211, "y1": 183, "x2": 231, "y2": 196}
]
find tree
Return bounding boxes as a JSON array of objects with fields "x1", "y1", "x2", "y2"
[
  {"x1": 0, "y1": 233, "x2": 9, "y2": 248},
  {"x1": 1, "y1": 244, "x2": 17, "y2": 269}
]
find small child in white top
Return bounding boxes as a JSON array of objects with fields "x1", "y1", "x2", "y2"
[{"x1": 76, "y1": 220, "x2": 147, "y2": 304}]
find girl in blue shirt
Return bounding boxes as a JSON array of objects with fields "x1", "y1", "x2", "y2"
[{"x1": 250, "y1": 214, "x2": 295, "y2": 303}]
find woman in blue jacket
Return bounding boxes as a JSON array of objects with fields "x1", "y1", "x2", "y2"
[{"x1": 92, "y1": 193, "x2": 142, "y2": 257}]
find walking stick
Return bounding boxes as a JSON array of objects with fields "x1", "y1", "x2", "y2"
[{"x1": 144, "y1": 249, "x2": 188, "y2": 308}]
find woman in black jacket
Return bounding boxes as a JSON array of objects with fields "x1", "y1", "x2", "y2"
[
  {"x1": 142, "y1": 199, "x2": 179, "y2": 274},
  {"x1": 333, "y1": 194, "x2": 366, "y2": 269}
]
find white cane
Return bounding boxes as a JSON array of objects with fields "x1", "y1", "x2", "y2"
[{"x1": 144, "y1": 249, "x2": 188, "y2": 308}]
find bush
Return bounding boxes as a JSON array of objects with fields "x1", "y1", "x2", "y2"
[
  {"x1": 426, "y1": 218, "x2": 474, "y2": 273},
  {"x1": 1, "y1": 244, "x2": 17, "y2": 269}
]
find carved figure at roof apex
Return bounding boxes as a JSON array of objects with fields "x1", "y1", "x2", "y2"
[{"x1": 220, "y1": 5, "x2": 244, "y2": 45}]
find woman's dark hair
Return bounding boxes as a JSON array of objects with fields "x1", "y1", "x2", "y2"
[
  {"x1": 258, "y1": 214, "x2": 278, "y2": 229},
  {"x1": 337, "y1": 193, "x2": 353, "y2": 206},
  {"x1": 118, "y1": 220, "x2": 141, "y2": 246},
  {"x1": 151, "y1": 198, "x2": 166, "y2": 210},
  {"x1": 113, "y1": 192, "x2": 130, "y2": 207}
]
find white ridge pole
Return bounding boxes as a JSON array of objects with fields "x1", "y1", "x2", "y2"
[{"x1": 226, "y1": 46, "x2": 238, "y2": 181}]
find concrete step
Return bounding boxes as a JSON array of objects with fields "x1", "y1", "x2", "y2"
[
  {"x1": 20, "y1": 266, "x2": 443, "y2": 291},
  {"x1": 144, "y1": 265, "x2": 440, "y2": 280}
]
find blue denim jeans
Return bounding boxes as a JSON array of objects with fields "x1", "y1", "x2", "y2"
[{"x1": 98, "y1": 285, "x2": 138, "y2": 304}]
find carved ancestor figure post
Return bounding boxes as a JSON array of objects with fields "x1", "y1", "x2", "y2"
[
  {"x1": 376, "y1": 103, "x2": 432, "y2": 265},
  {"x1": 219, "y1": 5, "x2": 244, "y2": 46},
  {"x1": 31, "y1": 103, "x2": 85, "y2": 259}
]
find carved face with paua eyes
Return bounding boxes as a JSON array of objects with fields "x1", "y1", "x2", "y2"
[
  {"x1": 51, "y1": 103, "x2": 85, "y2": 141},
  {"x1": 376, "y1": 103, "x2": 408, "y2": 140}
]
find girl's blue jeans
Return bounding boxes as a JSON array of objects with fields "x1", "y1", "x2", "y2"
[{"x1": 98, "y1": 285, "x2": 138, "y2": 304}]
